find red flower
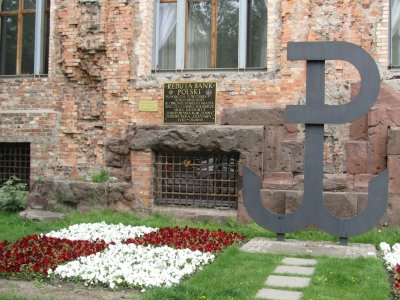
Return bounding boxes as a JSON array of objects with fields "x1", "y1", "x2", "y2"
[
  {"x1": 0, "y1": 235, "x2": 108, "y2": 276},
  {"x1": 124, "y1": 226, "x2": 245, "y2": 253}
]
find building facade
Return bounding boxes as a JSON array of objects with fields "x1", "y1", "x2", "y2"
[{"x1": 1, "y1": 0, "x2": 400, "y2": 224}]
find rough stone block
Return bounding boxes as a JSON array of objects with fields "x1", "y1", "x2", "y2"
[
  {"x1": 292, "y1": 175, "x2": 304, "y2": 190},
  {"x1": 237, "y1": 197, "x2": 253, "y2": 224},
  {"x1": 388, "y1": 127, "x2": 400, "y2": 155},
  {"x1": 380, "y1": 195, "x2": 400, "y2": 226},
  {"x1": 220, "y1": 107, "x2": 284, "y2": 126},
  {"x1": 323, "y1": 174, "x2": 349, "y2": 191},
  {"x1": 278, "y1": 140, "x2": 304, "y2": 173},
  {"x1": 354, "y1": 174, "x2": 373, "y2": 192},
  {"x1": 388, "y1": 155, "x2": 400, "y2": 195},
  {"x1": 367, "y1": 125, "x2": 388, "y2": 174},
  {"x1": 293, "y1": 174, "x2": 352, "y2": 191},
  {"x1": 260, "y1": 190, "x2": 286, "y2": 214},
  {"x1": 262, "y1": 172, "x2": 293, "y2": 189},
  {"x1": 284, "y1": 123, "x2": 298, "y2": 140},
  {"x1": 285, "y1": 190, "x2": 303, "y2": 214},
  {"x1": 264, "y1": 126, "x2": 285, "y2": 172},
  {"x1": 357, "y1": 193, "x2": 368, "y2": 215},
  {"x1": 323, "y1": 192, "x2": 358, "y2": 218},
  {"x1": 346, "y1": 141, "x2": 367, "y2": 174},
  {"x1": 350, "y1": 115, "x2": 367, "y2": 141}
]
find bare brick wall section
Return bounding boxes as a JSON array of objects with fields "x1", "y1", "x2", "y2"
[
  {"x1": 1, "y1": 0, "x2": 400, "y2": 223},
  {"x1": 130, "y1": 151, "x2": 153, "y2": 209}
]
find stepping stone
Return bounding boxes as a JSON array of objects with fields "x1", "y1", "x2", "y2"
[
  {"x1": 256, "y1": 288, "x2": 303, "y2": 300},
  {"x1": 19, "y1": 209, "x2": 65, "y2": 221},
  {"x1": 266, "y1": 275, "x2": 311, "y2": 288},
  {"x1": 274, "y1": 265, "x2": 315, "y2": 276},
  {"x1": 282, "y1": 257, "x2": 317, "y2": 266}
]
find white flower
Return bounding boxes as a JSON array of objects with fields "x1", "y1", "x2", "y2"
[
  {"x1": 52, "y1": 243, "x2": 215, "y2": 289},
  {"x1": 380, "y1": 242, "x2": 400, "y2": 268},
  {"x1": 43, "y1": 222, "x2": 157, "y2": 243}
]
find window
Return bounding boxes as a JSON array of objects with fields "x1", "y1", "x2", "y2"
[
  {"x1": 0, "y1": 143, "x2": 30, "y2": 187},
  {"x1": 152, "y1": 0, "x2": 267, "y2": 70},
  {"x1": 0, "y1": 0, "x2": 50, "y2": 75},
  {"x1": 392, "y1": 0, "x2": 400, "y2": 66},
  {"x1": 154, "y1": 152, "x2": 239, "y2": 208}
]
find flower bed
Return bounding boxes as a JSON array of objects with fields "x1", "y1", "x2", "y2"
[
  {"x1": 0, "y1": 222, "x2": 245, "y2": 289},
  {"x1": 379, "y1": 242, "x2": 400, "y2": 296}
]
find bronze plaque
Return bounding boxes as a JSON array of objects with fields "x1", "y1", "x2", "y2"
[
  {"x1": 164, "y1": 82, "x2": 216, "y2": 124},
  {"x1": 139, "y1": 100, "x2": 158, "y2": 112}
]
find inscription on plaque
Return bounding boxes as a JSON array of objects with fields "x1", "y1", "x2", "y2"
[{"x1": 164, "y1": 82, "x2": 216, "y2": 124}]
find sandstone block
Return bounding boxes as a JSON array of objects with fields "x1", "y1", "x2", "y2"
[
  {"x1": 388, "y1": 155, "x2": 400, "y2": 195},
  {"x1": 278, "y1": 140, "x2": 304, "y2": 173},
  {"x1": 293, "y1": 174, "x2": 352, "y2": 191},
  {"x1": 350, "y1": 115, "x2": 367, "y2": 141},
  {"x1": 323, "y1": 174, "x2": 349, "y2": 191},
  {"x1": 262, "y1": 172, "x2": 293, "y2": 189},
  {"x1": 264, "y1": 126, "x2": 285, "y2": 172},
  {"x1": 354, "y1": 174, "x2": 373, "y2": 192},
  {"x1": 285, "y1": 191, "x2": 303, "y2": 214},
  {"x1": 388, "y1": 127, "x2": 400, "y2": 155},
  {"x1": 357, "y1": 193, "x2": 368, "y2": 215},
  {"x1": 220, "y1": 107, "x2": 284, "y2": 125},
  {"x1": 346, "y1": 141, "x2": 367, "y2": 174},
  {"x1": 367, "y1": 125, "x2": 388, "y2": 174},
  {"x1": 323, "y1": 192, "x2": 357, "y2": 218},
  {"x1": 260, "y1": 190, "x2": 286, "y2": 214},
  {"x1": 380, "y1": 195, "x2": 400, "y2": 226}
]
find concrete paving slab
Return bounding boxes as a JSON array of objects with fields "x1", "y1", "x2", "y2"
[
  {"x1": 274, "y1": 265, "x2": 315, "y2": 276},
  {"x1": 281, "y1": 257, "x2": 317, "y2": 266},
  {"x1": 240, "y1": 237, "x2": 377, "y2": 258},
  {"x1": 266, "y1": 275, "x2": 311, "y2": 288},
  {"x1": 256, "y1": 288, "x2": 303, "y2": 300}
]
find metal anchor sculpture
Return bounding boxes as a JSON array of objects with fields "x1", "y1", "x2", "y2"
[{"x1": 243, "y1": 42, "x2": 388, "y2": 245}]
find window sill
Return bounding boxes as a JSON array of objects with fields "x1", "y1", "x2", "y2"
[
  {"x1": 0, "y1": 74, "x2": 48, "y2": 79},
  {"x1": 151, "y1": 67, "x2": 268, "y2": 74}
]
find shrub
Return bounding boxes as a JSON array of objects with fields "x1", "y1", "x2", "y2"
[
  {"x1": 91, "y1": 169, "x2": 109, "y2": 183},
  {"x1": 0, "y1": 176, "x2": 28, "y2": 212}
]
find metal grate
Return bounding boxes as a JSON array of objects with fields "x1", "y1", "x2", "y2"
[
  {"x1": 154, "y1": 152, "x2": 239, "y2": 209},
  {"x1": 0, "y1": 143, "x2": 30, "y2": 187}
]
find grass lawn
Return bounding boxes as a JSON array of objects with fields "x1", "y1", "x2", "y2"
[{"x1": 0, "y1": 209, "x2": 395, "y2": 299}]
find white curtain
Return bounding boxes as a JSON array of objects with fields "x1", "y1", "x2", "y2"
[
  {"x1": 158, "y1": 4, "x2": 177, "y2": 50},
  {"x1": 158, "y1": 3, "x2": 177, "y2": 69},
  {"x1": 392, "y1": 0, "x2": 400, "y2": 65},
  {"x1": 187, "y1": 2, "x2": 211, "y2": 69}
]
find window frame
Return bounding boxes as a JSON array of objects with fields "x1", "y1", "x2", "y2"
[
  {"x1": 390, "y1": 0, "x2": 400, "y2": 67},
  {"x1": 0, "y1": 0, "x2": 49, "y2": 75},
  {"x1": 152, "y1": 0, "x2": 263, "y2": 71}
]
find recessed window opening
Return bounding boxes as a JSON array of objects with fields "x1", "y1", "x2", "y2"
[
  {"x1": 152, "y1": 0, "x2": 267, "y2": 71},
  {"x1": 0, "y1": 143, "x2": 30, "y2": 187},
  {"x1": 0, "y1": 0, "x2": 50, "y2": 75},
  {"x1": 154, "y1": 151, "x2": 239, "y2": 209}
]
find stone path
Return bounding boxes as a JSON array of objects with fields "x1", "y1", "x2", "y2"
[{"x1": 255, "y1": 257, "x2": 317, "y2": 300}]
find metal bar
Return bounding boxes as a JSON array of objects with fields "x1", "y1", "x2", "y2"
[
  {"x1": 34, "y1": 0, "x2": 45, "y2": 74},
  {"x1": 154, "y1": 151, "x2": 238, "y2": 208}
]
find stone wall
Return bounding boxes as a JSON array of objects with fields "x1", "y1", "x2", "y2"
[{"x1": 1, "y1": 0, "x2": 400, "y2": 224}]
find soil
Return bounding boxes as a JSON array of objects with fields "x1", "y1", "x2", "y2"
[{"x1": 0, "y1": 278, "x2": 142, "y2": 300}]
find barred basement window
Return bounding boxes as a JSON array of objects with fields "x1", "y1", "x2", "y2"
[
  {"x1": 154, "y1": 151, "x2": 239, "y2": 209},
  {"x1": 0, "y1": 143, "x2": 30, "y2": 186}
]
